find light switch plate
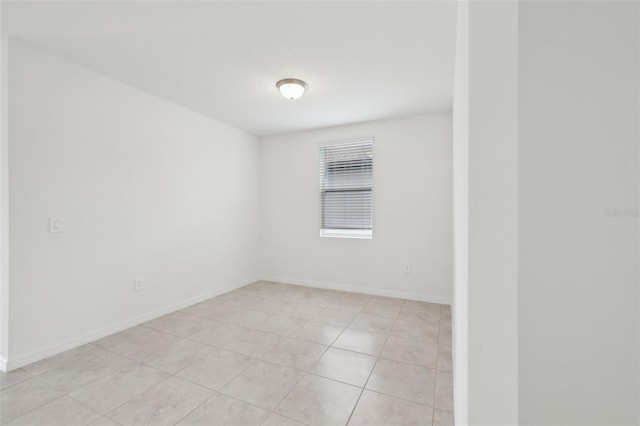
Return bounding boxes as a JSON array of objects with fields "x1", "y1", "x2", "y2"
[{"x1": 49, "y1": 217, "x2": 63, "y2": 233}]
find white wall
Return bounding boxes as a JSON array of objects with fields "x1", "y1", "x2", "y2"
[
  {"x1": 452, "y1": 1, "x2": 519, "y2": 424},
  {"x1": 455, "y1": 2, "x2": 640, "y2": 423},
  {"x1": 452, "y1": 1, "x2": 469, "y2": 423},
  {"x1": 518, "y1": 2, "x2": 639, "y2": 424},
  {"x1": 0, "y1": 12, "x2": 8, "y2": 368},
  {"x1": 260, "y1": 114, "x2": 452, "y2": 303},
  {"x1": 6, "y1": 41, "x2": 261, "y2": 368}
]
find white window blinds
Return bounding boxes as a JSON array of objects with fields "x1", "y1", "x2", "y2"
[{"x1": 319, "y1": 140, "x2": 373, "y2": 238}]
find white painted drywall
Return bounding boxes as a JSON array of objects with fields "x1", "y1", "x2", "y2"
[
  {"x1": 260, "y1": 114, "x2": 452, "y2": 303},
  {"x1": 518, "y1": 2, "x2": 639, "y2": 424},
  {"x1": 0, "y1": 15, "x2": 8, "y2": 366},
  {"x1": 455, "y1": 1, "x2": 520, "y2": 424},
  {"x1": 467, "y1": 3, "x2": 520, "y2": 423},
  {"x1": 7, "y1": 41, "x2": 261, "y2": 366},
  {"x1": 451, "y1": 0, "x2": 469, "y2": 423}
]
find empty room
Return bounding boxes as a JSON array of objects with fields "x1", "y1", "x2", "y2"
[
  {"x1": 0, "y1": 2, "x2": 455, "y2": 425},
  {"x1": 1, "y1": 1, "x2": 640, "y2": 426}
]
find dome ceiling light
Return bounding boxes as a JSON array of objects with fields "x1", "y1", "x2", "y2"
[{"x1": 276, "y1": 78, "x2": 308, "y2": 100}]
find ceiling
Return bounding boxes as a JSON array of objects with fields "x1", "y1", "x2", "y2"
[{"x1": 2, "y1": 1, "x2": 457, "y2": 136}]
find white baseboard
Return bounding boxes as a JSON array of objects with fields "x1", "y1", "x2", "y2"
[
  {"x1": 261, "y1": 275, "x2": 452, "y2": 305},
  {"x1": 4, "y1": 276, "x2": 259, "y2": 372},
  {"x1": 3, "y1": 274, "x2": 448, "y2": 371}
]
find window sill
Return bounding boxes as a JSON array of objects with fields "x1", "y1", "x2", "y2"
[{"x1": 320, "y1": 229, "x2": 373, "y2": 239}]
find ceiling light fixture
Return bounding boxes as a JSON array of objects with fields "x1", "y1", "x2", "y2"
[{"x1": 276, "y1": 78, "x2": 308, "y2": 100}]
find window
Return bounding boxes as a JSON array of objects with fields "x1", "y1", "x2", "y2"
[{"x1": 319, "y1": 139, "x2": 373, "y2": 239}]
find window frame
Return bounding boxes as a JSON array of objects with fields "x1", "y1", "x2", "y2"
[{"x1": 318, "y1": 137, "x2": 374, "y2": 240}]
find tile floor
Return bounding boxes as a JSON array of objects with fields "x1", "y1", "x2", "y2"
[{"x1": 0, "y1": 281, "x2": 454, "y2": 426}]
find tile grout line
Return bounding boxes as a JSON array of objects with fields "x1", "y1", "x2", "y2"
[
  {"x1": 168, "y1": 390, "x2": 219, "y2": 426},
  {"x1": 19, "y1": 343, "x2": 102, "y2": 378},
  {"x1": 166, "y1": 343, "x2": 268, "y2": 426},
  {"x1": 265, "y1": 359, "x2": 311, "y2": 422},
  {"x1": 47, "y1": 358, "x2": 171, "y2": 423},
  {"x1": 184, "y1": 289, "x2": 370, "y2": 325},
  {"x1": 178, "y1": 299, "x2": 443, "y2": 349},
  {"x1": 10, "y1": 283, "x2": 452, "y2": 425},
  {"x1": 103, "y1": 329, "x2": 452, "y2": 422},
  {"x1": 134, "y1": 296, "x2": 452, "y2": 415},
  {"x1": 269, "y1": 300, "x2": 367, "y2": 425},
  {"x1": 181, "y1": 289, "x2": 453, "y2": 420},
  {"x1": 0, "y1": 374, "x2": 99, "y2": 425},
  {"x1": 99, "y1": 374, "x2": 176, "y2": 423},
  {"x1": 153, "y1": 308, "x2": 451, "y2": 373},
  {"x1": 64, "y1": 364, "x2": 167, "y2": 414},
  {"x1": 0, "y1": 369, "x2": 34, "y2": 391},
  {"x1": 345, "y1": 298, "x2": 406, "y2": 425}
]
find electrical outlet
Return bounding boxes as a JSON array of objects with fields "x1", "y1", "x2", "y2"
[
  {"x1": 49, "y1": 217, "x2": 63, "y2": 233},
  {"x1": 404, "y1": 264, "x2": 411, "y2": 273},
  {"x1": 133, "y1": 279, "x2": 143, "y2": 292}
]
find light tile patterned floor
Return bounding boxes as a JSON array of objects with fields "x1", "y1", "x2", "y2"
[{"x1": 0, "y1": 281, "x2": 454, "y2": 426}]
